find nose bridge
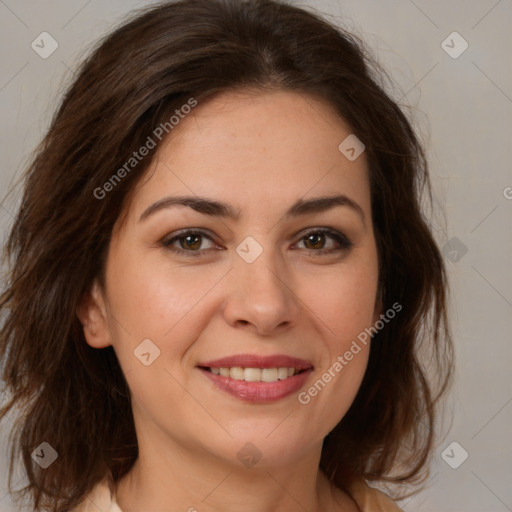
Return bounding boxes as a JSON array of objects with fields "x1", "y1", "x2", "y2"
[
  {"x1": 235, "y1": 231, "x2": 278, "y2": 276},
  {"x1": 223, "y1": 235, "x2": 300, "y2": 333},
  {"x1": 237, "y1": 238, "x2": 288, "y2": 301},
  {"x1": 241, "y1": 248, "x2": 283, "y2": 293}
]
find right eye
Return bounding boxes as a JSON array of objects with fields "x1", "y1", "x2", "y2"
[{"x1": 162, "y1": 229, "x2": 220, "y2": 256}]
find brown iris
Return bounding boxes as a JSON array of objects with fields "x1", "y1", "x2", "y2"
[
  {"x1": 180, "y1": 234, "x2": 202, "y2": 250},
  {"x1": 303, "y1": 232, "x2": 326, "y2": 250}
]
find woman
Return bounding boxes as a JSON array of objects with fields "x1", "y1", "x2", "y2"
[{"x1": 0, "y1": 1, "x2": 453, "y2": 511}]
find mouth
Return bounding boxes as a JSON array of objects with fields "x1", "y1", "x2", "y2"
[
  {"x1": 197, "y1": 354, "x2": 313, "y2": 402},
  {"x1": 200, "y1": 366, "x2": 307, "y2": 382}
]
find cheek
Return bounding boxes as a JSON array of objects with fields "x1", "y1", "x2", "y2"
[
  {"x1": 105, "y1": 251, "x2": 228, "y2": 357},
  {"x1": 301, "y1": 258, "x2": 379, "y2": 349},
  {"x1": 295, "y1": 254, "x2": 378, "y2": 412},
  {"x1": 295, "y1": 265, "x2": 375, "y2": 433}
]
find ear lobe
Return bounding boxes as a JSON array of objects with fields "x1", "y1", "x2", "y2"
[{"x1": 76, "y1": 279, "x2": 111, "y2": 349}]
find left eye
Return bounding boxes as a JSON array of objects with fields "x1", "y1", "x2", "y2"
[{"x1": 293, "y1": 229, "x2": 353, "y2": 254}]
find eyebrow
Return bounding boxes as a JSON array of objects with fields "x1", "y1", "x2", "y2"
[{"x1": 138, "y1": 194, "x2": 365, "y2": 225}]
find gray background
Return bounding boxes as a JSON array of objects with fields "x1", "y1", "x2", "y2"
[{"x1": 0, "y1": 0, "x2": 511, "y2": 510}]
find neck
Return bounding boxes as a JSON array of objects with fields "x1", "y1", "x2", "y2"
[{"x1": 114, "y1": 428, "x2": 351, "y2": 512}]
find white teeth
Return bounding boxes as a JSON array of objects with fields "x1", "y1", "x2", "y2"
[
  {"x1": 261, "y1": 368, "x2": 278, "y2": 382},
  {"x1": 229, "y1": 367, "x2": 244, "y2": 380},
  {"x1": 244, "y1": 368, "x2": 261, "y2": 382},
  {"x1": 277, "y1": 368, "x2": 289, "y2": 380},
  {"x1": 209, "y1": 366, "x2": 300, "y2": 382}
]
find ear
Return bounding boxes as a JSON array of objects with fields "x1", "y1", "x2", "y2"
[{"x1": 76, "y1": 279, "x2": 111, "y2": 349}]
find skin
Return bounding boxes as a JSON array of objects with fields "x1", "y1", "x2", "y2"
[{"x1": 78, "y1": 89, "x2": 381, "y2": 512}]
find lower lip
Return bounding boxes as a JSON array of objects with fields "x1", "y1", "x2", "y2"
[{"x1": 199, "y1": 368, "x2": 312, "y2": 403}]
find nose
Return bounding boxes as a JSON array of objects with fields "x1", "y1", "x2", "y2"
[{"x1": 222, "y1": 248, "x2": 301, "y2": 336}]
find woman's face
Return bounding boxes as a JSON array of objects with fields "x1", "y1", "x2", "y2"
[{"x1": 81, "y1": 89, "x2": 380, "y2": 469}]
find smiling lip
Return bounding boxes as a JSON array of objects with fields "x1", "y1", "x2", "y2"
[
  {"x1": 199, "y1": 354, "x2": 313, "y2": 371},
  {"x1": 197, "y1": 354, "x2": 313, "y2": 403}
]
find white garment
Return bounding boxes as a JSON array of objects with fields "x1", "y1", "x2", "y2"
[{"x1": 71, "y1": 477, "x2": 404, "y2": 511}]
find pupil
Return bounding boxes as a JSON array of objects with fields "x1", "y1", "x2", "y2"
[
  {"x1": 183, "y1": 235, "x2": 200, "y2": 250},
  {"x1": 307, "y1": 233, "x2": 324, "y2": 249}
]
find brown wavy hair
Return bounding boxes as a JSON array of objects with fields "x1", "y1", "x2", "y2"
[{"x1": 0, "y1": 0, "x2": 454, "y2": 510}]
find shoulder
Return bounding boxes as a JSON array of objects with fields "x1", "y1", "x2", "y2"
[
  {"x1": 70, "y1": 479, "x2": 123, "y2": 512},
  {"x1": 346, "y1": 479, "x2": 405, "y2": 512}
]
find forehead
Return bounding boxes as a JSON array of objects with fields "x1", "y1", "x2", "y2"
[{"x1": 121, "y1": 89, "x2": 371, "y2": 226}]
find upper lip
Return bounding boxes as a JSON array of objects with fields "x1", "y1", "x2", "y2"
[{"x1": 198, "y1": 354, "x2": 313, "y2": 371}]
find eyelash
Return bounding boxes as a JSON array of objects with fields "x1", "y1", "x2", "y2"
[{"x1": 161, "y1": 228, "x2": 353, "y2": 257}]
